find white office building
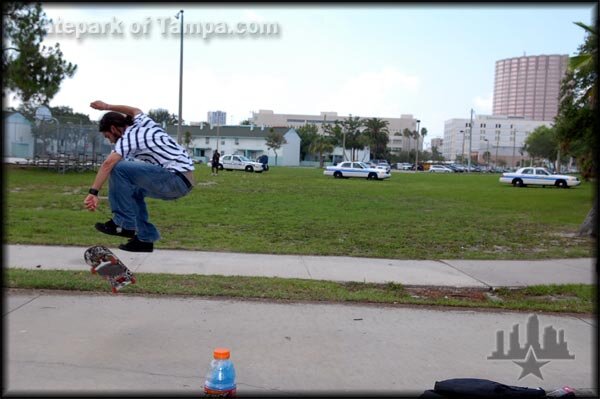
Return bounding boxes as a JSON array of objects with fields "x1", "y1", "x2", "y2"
[
  {"x1": 207, "y1": 111, "x2": 227, "y2": 126},
  {"x1": 250, "y1": 109, "x2": 421, "y2": 153},
  {"x1": 430, "y1": 138, "x2": 443, "y2": 151},
  {"x1": 442, "y1": 115, "x2": 552, "y2": 167}
]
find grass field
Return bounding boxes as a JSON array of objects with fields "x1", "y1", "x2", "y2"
[{"x1": 5, "y1": 165, "x2": 595, "y2": 259}]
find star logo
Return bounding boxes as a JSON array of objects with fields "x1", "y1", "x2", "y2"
[
  {"x1": 513, "y1": 348, "x2": 550, "y2": 380},
  {"x1": 488, "y1": 314, "x2": 575, "y2": 380}
]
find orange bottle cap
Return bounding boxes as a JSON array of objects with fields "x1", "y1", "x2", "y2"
[{"x1": 214, "y1": 348, "x2": 230, "y2": 359}]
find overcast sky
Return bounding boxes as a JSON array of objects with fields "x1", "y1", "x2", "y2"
[{"x1": 4, "y1": 3, "x2": 596, "y2": 140}]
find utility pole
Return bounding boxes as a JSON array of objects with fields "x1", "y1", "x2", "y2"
[
  {"x1": 343, "y1": 114, "x2": 350, "y2": 161},
  {"x1": 495, "y1": 133, "x2": 500, "y2": 168},
  {"x1": 460, "y1": 130, "x2": 465, "y2": 163},
  {"x1": 414, "y1": 119, "x2": 421, "y2": 170},
  {"x1": 176, "y1": 9, "x2": 184, "y2": 144},
  {"x1": 467, "y1": 108, "x2": 474, "y2": 172},
  {"x1": 512, "y1": 129, "x2": 516, "y2": 170}
]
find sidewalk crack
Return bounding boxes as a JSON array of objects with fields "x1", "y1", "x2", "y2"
[
  {"x1": 572, "y1": 316, "x2": 596, "y2": 327},
  {"x1": 299, "y1": 256, "x2": 312, "y2": 279},
  {"x1": 437, "y1": 260, "x2": 492, "y2": 289},
  {"x1": 3, "y1": 294, "x2": 43, "y2": 317}
]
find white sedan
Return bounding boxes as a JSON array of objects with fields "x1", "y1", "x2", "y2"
[
  {"x1": 219, "y1": 154, "x2": 265, "y2": 173},
  {"x1": 428, "y1": 165, "x2": 454, "y2": 173},
  {"x1": 499, "y1": 167, "x2": 580, "y2": 188},
  {"x1": 324, "y1": 161, "x2": 391, "y2": 180}
]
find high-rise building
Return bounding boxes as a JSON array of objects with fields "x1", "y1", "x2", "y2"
[
  {"x1": 430, "y1": 138, "x2": 443, "y2": 151},
  {"x1": 207, "y1": 110, "x2": 227, "y2": 126},
  {"x1": 493, "y1": 54, "x2": 569, "y2": 121}
]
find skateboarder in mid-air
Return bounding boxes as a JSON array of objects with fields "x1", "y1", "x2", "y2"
[{"x1": 83, "y1": 100, "x2": 195, "y2": 252}]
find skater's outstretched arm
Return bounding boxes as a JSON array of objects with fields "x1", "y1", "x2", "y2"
[{"x1": 90, "y1": 101, "x2": 142, "y2": 117}]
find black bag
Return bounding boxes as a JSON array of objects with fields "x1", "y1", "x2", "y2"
[{"x1": 419, "y1": 378, "x2": 546, "y2": 398}]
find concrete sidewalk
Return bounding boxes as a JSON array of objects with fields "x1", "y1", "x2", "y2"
[
  {"x1": 6, "y1": 244, "x2": 597, "y2": 288},
  {"x1": 5, "y1": 290, "x2": 597, "y2": 395},
  {"x1": 4, "y1": 246, "x2": 598, "y2": 395}
]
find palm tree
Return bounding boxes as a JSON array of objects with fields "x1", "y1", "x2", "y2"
[
  {"x1": 414, "y1": 127, "x2": 428, "y2": 169},
  {"x1": 402, "y1": 128, "x2": 412, "y2": 160},
  {"x1": 309, "y1": 135, "x2": 335, "y2": 168},
  {"x1": 363, "y1": 118, "x2": 390, "y2": 159},
  {"x1": 420, "y1": 127, "x2": 428, "y2": 145},
  {"x1": 411, "y1": 129, "x2": 419, "y2": 164},
  {"x1": 569, "y1": 21, "x2": 597, "y2": 107}
]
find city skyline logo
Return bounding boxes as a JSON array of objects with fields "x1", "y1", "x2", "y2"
[{"x1": 488, "y1": 314, "x2": 575, "y2": 380}]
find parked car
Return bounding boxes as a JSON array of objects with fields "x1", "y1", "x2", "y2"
[
  {"x1": 397, "y1": 162, "x2": 413, "y2": 170},
  {"x1": 372, "y1": 159, "x2": 390, "y2": 166},
  {"x1": 219, "y1": 154, "x2": 265, "y2": 173},
  {"x1": 499, "y1": 167, "x2": 581, "y2": 188},
  {"x1": 324, "y1": 161, "x2": 391, "y2": 180},
  {"x1": 370, "y1": 159, "x2": 391, "y2": 172},
  {"x1": 464, "y1": 165, "x2": 482, "y2": 172},
  {"x1": 446, "y1": 163, "x2": 467, "y2": 173},
  {"x1": 428, "y1": 165, "x2": 454, "y2": 173}
]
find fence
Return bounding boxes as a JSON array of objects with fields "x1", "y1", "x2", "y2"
[{"x1": 6, "y1": 153, "x2": 107, "y2": 174}]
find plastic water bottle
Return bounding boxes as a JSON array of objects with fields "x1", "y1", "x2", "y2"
[{"x1": 203, "y1": 348, "x2": 236, "y2": 397}]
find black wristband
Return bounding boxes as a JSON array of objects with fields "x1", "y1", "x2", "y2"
[{"x1": 88, "y1": 188, "x2": 99, "y2": 196}]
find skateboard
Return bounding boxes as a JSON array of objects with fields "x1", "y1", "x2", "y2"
[{"x1": 84, "y1": 245, "x2": 136, "y2": 293}]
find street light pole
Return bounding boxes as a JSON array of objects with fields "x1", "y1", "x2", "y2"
[
  {"x1": 460, "y1": 130, "x2": 465, "y2": 163},
  {"x1": 217, "y1": 119, "x2": 220, "y2": 153},
  {"x1": 343, "y1": 114, "x2": 350, "y2": 161},
  {"x1": 414, "y1": 119, "x2": 420, "y2": 171},
  {"x1": 495, "y1": 134, "x2": 500, "y2": 169},
  {"x1": 176, "y1": 9, "x2": 184, "y2": 144},
  {"x1": 511, "y1": 129, "x2": 516, "y2": 170},
  {"x1": 467, "y1": 108, "x2": 474, "y2": 172}
]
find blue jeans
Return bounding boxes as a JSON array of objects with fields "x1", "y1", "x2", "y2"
[{"x1": 109, "y1": 160, "x2": 192, "y2": 242}]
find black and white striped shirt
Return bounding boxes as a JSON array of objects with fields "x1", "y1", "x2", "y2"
[{"x1": 114, "y1": 113, "x2": 194, "y2": 172}]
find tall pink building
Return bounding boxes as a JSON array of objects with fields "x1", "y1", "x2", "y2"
[{"x1": 492, "y1": 54, "x2": 569, "y2": 121}]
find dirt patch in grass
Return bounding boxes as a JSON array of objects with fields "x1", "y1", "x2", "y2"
[{"x1": 405, "y1": 286, "x2": 488, "y2": 301}]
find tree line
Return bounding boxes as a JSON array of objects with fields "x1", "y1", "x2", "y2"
[{"x1": 295, "y1": 117, "x2": 441, "y2": 167}]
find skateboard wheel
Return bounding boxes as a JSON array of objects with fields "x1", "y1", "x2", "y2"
[
  {"x1": 108, "y1": 256, "x2": 118, "y2": 265},
  {"x1": 90, "y1": 267, "x2": 97, "y2": 274},
  {"x1": 111, "y1": 287, "x2": 118, "y2": 294},
  {"x1": 130, "y1": 277, "x2": 136, "y2": 284}
]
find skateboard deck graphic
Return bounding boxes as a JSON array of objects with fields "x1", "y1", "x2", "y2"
[{"x1": 84, "y1": 245, "x2": 136, "y2": 293}]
